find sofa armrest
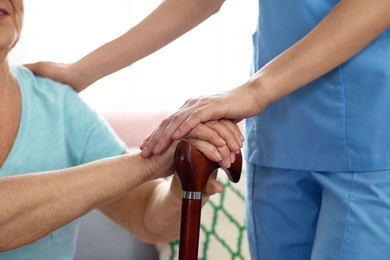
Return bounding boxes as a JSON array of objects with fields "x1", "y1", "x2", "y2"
[{"x1": 100, "y1": 109, "x2": 172, "y2": 148}]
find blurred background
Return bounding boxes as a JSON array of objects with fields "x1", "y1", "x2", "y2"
[{"x1": 9, "y1": 0, "x2": 258, "y2": 112}]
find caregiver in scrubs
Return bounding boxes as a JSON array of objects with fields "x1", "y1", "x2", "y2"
[{"x1": 28, "y1": 0, "x2": 390, "y2": 259}]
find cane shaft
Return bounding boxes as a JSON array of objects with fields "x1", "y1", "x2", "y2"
[
  {"x1": 174, "y1": 140, "x2": 242, "y2": 259},
  {"x1": 179, "y1": 199, "x2": 202, "y2": 260}
]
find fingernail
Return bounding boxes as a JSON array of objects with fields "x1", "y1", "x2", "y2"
[
  {"x1": 139, "y1": 140, "x2": 147, "y2": 149},
  {"x1": 215, "y1": 151, "x2": 222, "y2": 161},
  {"x1": 237, "y1": 138, "x2": 243, "y2": 148},
  {"x1": 230, "y1": 152, "x2": 235, "y2": 163},
  {"x1": 225, "y1": 159, "x2": 231, "y2": 168},
  {"x1": 219, "y1": 138, "x2": 226, "y2": 145},
  {"x1": 141, "y1": 147, "x2": 149, "y2": 157}
]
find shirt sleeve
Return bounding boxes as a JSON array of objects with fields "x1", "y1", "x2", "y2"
[{"x1": 62, "y1": 86, "x2": 127, "y2": 165}]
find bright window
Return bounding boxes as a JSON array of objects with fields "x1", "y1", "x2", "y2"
[{"x1": 9, "y1": 0, "x2": 257, "y2": 111}]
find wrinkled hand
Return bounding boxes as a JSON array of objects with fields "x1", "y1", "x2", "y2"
[
  {"x1": 141, "y1": 84, "x2": 267, "y2": 158},
  {"x1": 148, "y1": 118, "x2": 244, "y2": 180},
  {"x1": 24, "y1": 62, "x2": 86, "y2": 92}
]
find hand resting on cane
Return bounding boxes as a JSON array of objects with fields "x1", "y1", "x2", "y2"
[{"x1": 117, "y1": 119, "x2": 242, "y2": 243}]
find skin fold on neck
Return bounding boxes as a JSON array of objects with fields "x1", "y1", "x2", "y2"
[{"x1": 0, "y1": 60, "x2": 21, "y2": 168}]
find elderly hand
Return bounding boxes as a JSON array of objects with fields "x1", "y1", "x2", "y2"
[{"x1": 145, "y1": 119, "x2": 244, "y2": 181}]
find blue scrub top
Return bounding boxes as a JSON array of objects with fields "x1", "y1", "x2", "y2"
[{"x1": 244, "y1": 0, "x2": 390, "y2": 172}]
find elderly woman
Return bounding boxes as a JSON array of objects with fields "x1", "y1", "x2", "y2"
[{"x1": 0, "y1": 1, "x2": 242, "y2": 259}]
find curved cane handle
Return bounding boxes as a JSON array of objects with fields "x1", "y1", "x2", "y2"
[
  {"x1": 174, "y1": 139, "x2": 242, "y2": 260},
  {"x1": 174, "y1": 140, "x2": 242, "y2": 192}
]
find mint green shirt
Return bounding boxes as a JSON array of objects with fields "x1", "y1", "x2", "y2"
[{"x1": 0, "y1": 66, "x2": 126, "y2": 259}]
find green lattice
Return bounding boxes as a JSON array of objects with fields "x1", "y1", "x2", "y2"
[{"x1": 163, "y1": 170, "x2": 248, "y2": 260}]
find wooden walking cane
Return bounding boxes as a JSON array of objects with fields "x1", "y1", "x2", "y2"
[{"x1": 174, "y1": 140, "x2": 242, "y2": 260}]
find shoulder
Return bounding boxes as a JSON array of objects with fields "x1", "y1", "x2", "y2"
[
  {"x1": 11, "y1": 65, "x2": 94, "y2": 117},
  {"x1": 11, "y1": 65, "x2": 102, "y2": 125},
  {"x1": 11, "y1": 65, "x2": 79, "y2": 100}
]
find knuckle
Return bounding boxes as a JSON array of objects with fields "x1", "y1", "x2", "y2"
[
  {"x1": 205, "y1": 120, "x2": 218, "y2": 128},
  {"x1": 194, "y1": 123, "x2": 206, "y2": 137},
  {"x1": 170, "y1": 111, "x2": 184, "y2": 124},
  {"x1": 191, "y1": 109, "x2": 202, "y2": 120},
  {"x1": 160, "y1": 116, "x2": 172, "y2": 127}
]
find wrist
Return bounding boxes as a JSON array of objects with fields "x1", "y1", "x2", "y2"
[
  {"x1": 70, "y1": 61, "x2": 95, "y2": 92},
  {"x1": 136, "y1": 152, "x2": 161, "y2": 182},
  {"x1": 244, "y1": 75, "x2": 272, "y2": 112}
]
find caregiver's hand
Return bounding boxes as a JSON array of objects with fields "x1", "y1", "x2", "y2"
[
  {"x1": 140, "y1": 83, "x2": 269, "y2": 158},
  {"x1": 25, "y1": 62, "x2": 87, "y2": 93}
]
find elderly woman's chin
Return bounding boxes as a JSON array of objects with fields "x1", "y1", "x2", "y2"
[
  {"x1": 0, "y1": 24, "x2": 21, "y2": 54},
  {"x1": 0, "y1": 32, "x2": 19, "y2": 55}
]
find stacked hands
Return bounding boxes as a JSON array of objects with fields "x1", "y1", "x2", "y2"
[
  {"x1": 139, "y1": 85, "x2": 267, "y2": 160},
  {"x1": 142, "y1": 119, "x2": 244, "y2": 197}
]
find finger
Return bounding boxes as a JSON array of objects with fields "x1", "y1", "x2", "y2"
[
  {"x1": 140, "y1": 115, "x2": 174, "y2": 157},
  {"x1": 203, "y1": 120, "x2": 242, "y2": 153},
  {"x1": 203, "y1": 178, "x2": 224, "y2": 197},
  {"x1": 154, "y1": 108, "x2": 202, "y2": 154},
  {"x1": 186, "y1": 134, "x2": 233, "y2": 168},
  {"x1": 171, "y1": 107, "x2": 211, "y2": 141},
  {"x1": 171, "y1": 99, "x2": 229, "y2": 141},
  {"x1": 186, "y1": 123, "x2": 227, "y2": 148},
  {"x1": 216, "y1": 144, "x2": 233, "y2": 168},
  {"x1": 24, "y1": 62, "x2": 47, "y2": 75},
  {"x1": 217, "y1": 119, "x2": 245, "y2": 148},
  {"x1": 24, "y1": 61, "x2": 63, "y2": 76},
  {"x1": 143, "y1": 108, "x2": 197, "y2": 156},
  {"x1": 186, "y1": 138, "x2": 223, "y2": 163},
  {"x1": 184, "y1": 121, "x2": 243, "y2": 166},
  {"x1": 139, "y1": 135, "x2": 150, "y2": 151},
  {"x1": 145, "y1": 95, "x2": 230, "y2": 156}
]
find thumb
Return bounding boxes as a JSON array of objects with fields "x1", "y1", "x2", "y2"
[{"x1": 203, "y1": 178, "x2": 224, "y2": 197}]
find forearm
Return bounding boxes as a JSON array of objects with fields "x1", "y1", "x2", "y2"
[
  {"x1": 0, "y1": 153, "x2": 150, "y2": 251},
  {"x1": 99, "y1": 179, "x2": 182, "y2": 244},
  {"x1": 142, "y1": 179, "x2": 183, "y2": 243},
  {"x1": 126, "y1": 177, "x2": 211, "y2": 244},
  {"x1": 73, "y1": 0, "x2": 225, "y2": 90},
  {"x1": 249, "y1": 0, "x2": 390, "y2": 106}
]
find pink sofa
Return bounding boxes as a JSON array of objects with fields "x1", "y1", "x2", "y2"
[{"x1": 100, "y1": 109, "x2": 173, "y2": 148}]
